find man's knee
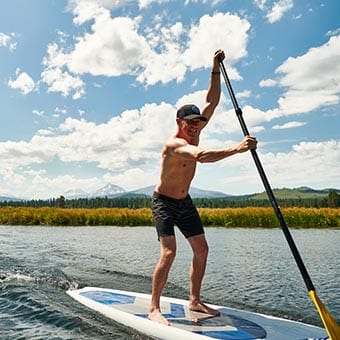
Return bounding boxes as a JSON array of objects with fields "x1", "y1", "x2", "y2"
[
  {"x1": 159, "y1": 238, "x2": 177, "y2": 265},
  {"x1": 162, "y1": 247, "x2": 176, "y2": 262},
  {"x1": 198, "y1": 242, "x2": 209, "y2": 258},
  {"x1": 189, "y1": 234, "x2": 209, "y2": 257},
  {"x1": 158, "y1": 248, "x2": 176, "y2": 270}
]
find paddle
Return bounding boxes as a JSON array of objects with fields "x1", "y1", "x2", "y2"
[{"x1": 218, "y1": 58, "x2": 340, "y2": 339}]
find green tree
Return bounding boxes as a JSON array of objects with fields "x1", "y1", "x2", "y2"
[
  {"x1": 328, "y1": 191, "x2": 340, "y2": 208},
  {"x1": 56, "y1": 195, "x2": 66, "y2": 208}
]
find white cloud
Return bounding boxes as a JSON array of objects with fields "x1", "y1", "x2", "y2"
[
  {"x1": 213, "y1": 100, "x2": 311, "y2": 137},
  {"x1": 0, "y1": 32, "x2": 11, "y2": 46},
  {"x1": 103, "y1": 168, "x2": 157, "y2": 190},
  {"x1": 0, "y1": 92, "x2": 339, "y2": 198},
  {"x1": 8, "y1": 69, "x2": 36, "y2": 94},
  {"x1": 67, "y1": 0, "x2": 126, "y2": 24},
  {"x1": 24, "y1": 168, "x2": 46, "y2": 176},
  {"x1": 274, "y1": 35, "x2": 340, "y2": 115},
  {"x1": 0, "y1": 32, "x2": 17, "y2": 51},
  {"x1": 55, "y1": 107, "x2": 67, "y2": 115},
  {"x1": 139, "y1": 0, "x2": 170, "y2": 9},
  {"x1": 69, "y1": 15, "x2": 151, "y2": 78},
  {"x1": 0, "y1": 101, "x2": 176, "y2": 197},
  {"x1": 259, "y1": 78, "x2": 277, "y2": 87},
  {"x1": 195, "y1": 139, "x2": 340, "y2": 194},
  {"x1": 30, "y1": 174, "x2": 103, "y2": 199},
  {"x1": 41, "y1": 66, "x2": 85, "y2": 99},
  {"x1": 41, "y1": 43, "x2": 86, "y2": 99},
  {"x1": 272, "y1": 121, "x2": 306, "y2": 129},
  {"x1": 259, "y1": 140, "x2": 340, "y2": 188},
  {"x1": 266, "y1": 0, "x2": 293, "y2": 23},
  {"x1": 237, "y1": 90, "x2": 251, "y2": 98},
  {"x1": 33, "y1": 109, "x2": 44, "y2": 117},
  {"x1": 48, "y1": 5, "x2": 251, "y2": 87},
  {"x1": 253, "y1": 0, "x2": 267, "y2": 11},
  {"x1": 254, "y1": 0, "x2": 293, "y2": 23},
  {"x1": 255, "y1": 35, "x2": 340, "y2": 122},
  {"x1": 67, "y1": 6, "x2": 187, "y2": 86},
  {"x1": 326, "y1": 28, "x2": 340, "y2": 37},
  {"x1": 37, "y1": 129, "x2": 54, "y2": 136},
  {"x1": 184, "y1": 0, "x2": 222, "y2": 5},
  {"x1": 139, "y1": 12, "x2": 250, "y2": 84},
  {"x1": 183, "y1": 13, "x2": 250, "y2": 78},
  {"x1": 250, "y1": 125, "x2": 265, "y2": 133},
  {"x1": 0, "y1": 105, "x2": 170, "y2": 197},
  {"x1": 138, "y1": 0, "x2": 223, "y2": 9}
]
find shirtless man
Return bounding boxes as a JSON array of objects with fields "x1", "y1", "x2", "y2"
[{"x1": 149, "y1": 49, "x2": 257, "y2": 325}]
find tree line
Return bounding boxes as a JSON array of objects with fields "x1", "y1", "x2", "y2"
[{"x1": 1, "y1": 191, "x2": 339, "y2": 209}]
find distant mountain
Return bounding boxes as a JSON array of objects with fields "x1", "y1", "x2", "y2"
[
  {"x1": 63, "y1": 184, "x2": 126, "y2": 199},
  {"x1": 0, "y1": 196, "x2": 21, "y2": 202},
  {"x1": 62, "y1": 184, "x2": 230, "y2": 199},
  {"x1": 189, "y1": 187, "x2": 230, "y2": 198},
  {"x1": 250, "y1": 187, "x2": 340, "y2": 200},
  {"x1": 91, "y1": 183, "x2": 125, "y2": 198},
  {"x1": 122, "y1": 185, "x2": 154, "y2": 197},
  {"x1": 4, "y1": 184, "x2": 338, "y2": 202},
  {"x1": 296, "y1": 186, "x2": 340, "y2": 195},
  {"x1": 62, "y1": 184, "x2": 339, "y2": 200},
  {"x1": 119, "y1": 185, "x2": 230, "y2": 199},
  {"x1": 63, "y1": 189, "x2": 89, "y2": 199}
]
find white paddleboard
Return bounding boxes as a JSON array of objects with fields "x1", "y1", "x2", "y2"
[{"x1": 67, "y1": 287, "x2": 329, "y2": 340}]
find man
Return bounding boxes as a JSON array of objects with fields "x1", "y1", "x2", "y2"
[{"x1": 149, "y1": 49, "x2": 257, "y2": 325}]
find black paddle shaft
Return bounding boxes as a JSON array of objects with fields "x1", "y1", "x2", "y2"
[{"x1": 219, "y1": 60, "x2": 315, "y2": 292}]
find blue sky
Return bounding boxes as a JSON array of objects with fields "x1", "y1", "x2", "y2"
[{"x1": 0, "y1": 0, "x2": 339, "y2": 199}]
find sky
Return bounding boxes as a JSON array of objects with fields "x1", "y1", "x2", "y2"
[{"x1": 0, "y1": 0, "x2": 339, "y2": 199}]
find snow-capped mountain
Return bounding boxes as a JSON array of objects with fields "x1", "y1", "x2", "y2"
[
  {"x1": 63, "y1": 184, "x2": 125, "y2": 199},
  {"x1": 91, "y1": 183, "x2": 126, "y2": 197},
  {"x1": 63, "y1": 189, "x2": 89, "y2": 199}
]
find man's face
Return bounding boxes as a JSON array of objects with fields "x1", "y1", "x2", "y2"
[{"x1": 179, "y1": 118, "x2": 201, "y2": 138}]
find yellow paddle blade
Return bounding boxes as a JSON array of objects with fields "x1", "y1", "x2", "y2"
[{"x1": 309, "y1": 290, "x2": 340, "y2": 340}]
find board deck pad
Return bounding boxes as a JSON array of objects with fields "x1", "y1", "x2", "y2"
[{"x1": 67, "y1": 287, "x2": 329, "y2": 340}]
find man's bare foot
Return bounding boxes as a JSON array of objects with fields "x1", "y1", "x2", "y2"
[
  {"x1": 148, "y1": 309, "x2": 170, "y2": 326},
  {"x1": 189, "y1": 301, "x2": 220, "y2": 316}
]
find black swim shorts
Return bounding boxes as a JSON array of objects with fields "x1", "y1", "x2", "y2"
[{"x1": 151, "y1": 192, "x2": 204, "y2": 239}]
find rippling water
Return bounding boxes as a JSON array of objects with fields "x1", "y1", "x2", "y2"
[{"x1": 0, "y1": 226, "x2": 339, "y2": 339}]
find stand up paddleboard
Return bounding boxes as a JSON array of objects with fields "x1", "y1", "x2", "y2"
[{"x1": 67, "y1": 287, "x2": 329, "y2": 340}]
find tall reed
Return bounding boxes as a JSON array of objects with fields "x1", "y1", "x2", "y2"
[{"x1": 0, "y1": 207, "x2": 338, "y2": 228}]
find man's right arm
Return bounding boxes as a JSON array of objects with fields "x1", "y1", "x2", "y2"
[
  {"x1": 200, "y1": 49, "x2": 225, "y2": 128},
  {"x1": 171, "y1": 136, "x2": 257, "y2": 163}
]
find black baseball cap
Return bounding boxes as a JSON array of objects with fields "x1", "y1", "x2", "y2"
[{"x1": 176, "y1": 104, "x2": 207, "y2": 121}]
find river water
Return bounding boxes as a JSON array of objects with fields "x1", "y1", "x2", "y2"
[{"x1": 0, "y1": 226, "x2": 339, "y2": 339}]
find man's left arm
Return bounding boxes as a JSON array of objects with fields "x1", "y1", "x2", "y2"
[{"x1": 200, "y1": 49, "x2": 225, "y2": 128}]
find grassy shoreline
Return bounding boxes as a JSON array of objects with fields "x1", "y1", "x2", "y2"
[{"x1": 0, "y1": 207, "x2": 339, "y2": 228}]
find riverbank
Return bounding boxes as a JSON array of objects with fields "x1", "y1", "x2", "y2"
[{"x1": 0, "y1": 207, "x2": 339, "y2": 228}]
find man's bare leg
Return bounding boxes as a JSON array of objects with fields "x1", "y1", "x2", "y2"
[
  {"x1": 149, "y1": 236, "x2": 176, "y2": 325},
  {"x1": 187, "y1": 234, "x2": 220, "y2": 316}
]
